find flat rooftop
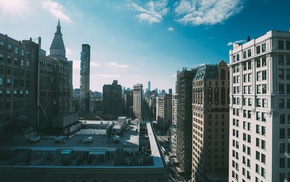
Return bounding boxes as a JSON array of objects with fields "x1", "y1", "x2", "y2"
[{"x1": 0, "y1": 120, "x2": 164, "y2": 169}]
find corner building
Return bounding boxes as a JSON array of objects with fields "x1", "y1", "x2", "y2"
[
  {"x1": 229, "y1": 30, "x2": 290, "y2": 182},
  {"x1": 191, "y1": 61, "x2": 229, "y2": 182}
]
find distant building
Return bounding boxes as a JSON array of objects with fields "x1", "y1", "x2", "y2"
[
  {"x1": 144, "y1": 90, "x2": 158, "y2": 120},
  {"x1": 156, "y1": 94, "x2": 172, "y2": 129},
  {"x1": 80, "y1": 44, "x2": 90, "y2": 117},
  {"x1": 175, "y1": 68, "x2": 197, "y2": 180},
  {"x1": 102, "y1": 80, "x2": 122, "y2": 120},
  {"x1": 123, "y1": 89, "x2": 133, "y2": 118},
  {"x1": 133, "y1": 83, "x2": 143, "y2": 119},
  {"x1": 191, "y1": 61, "x2": 229, "y2": 182},
  {"x1": 229, "y1": 30, "x2": 290, "y2": 182}
]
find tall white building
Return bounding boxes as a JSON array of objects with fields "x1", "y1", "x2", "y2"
[{"x1": 229, "y1": 30, "x2": 290, "y2": 182}]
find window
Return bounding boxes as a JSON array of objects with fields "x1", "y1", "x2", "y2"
[
  {"x1": 261, "y1": 154, "x2": 266, "y2": 163},
  {"x1": 280, "y1": 143, "x2": 285, "y2": 153},
  {"x1": 256, "y1": 58, "x2": 261, "y2": 68},
  {"x1": 286, "y1": 41, "x2": 290, "y2": 50},
  {"x1": 257, "y1": 72, "x2": 261, "y2": 81},
  {"x1": 6, "y1": 78, "x2": 11, "y2": 86},
  {"x1": 256, "y1": 138, "x2": 260, "y2": 147},
  {"x1": 243, "y1": 51, "x2": 247, "y2": 59},
  {"x1": 262, "y1": 71, "x2": 267, "y2": 80},
  {"x1": 261, "y1": 126, "x2": 266, "y2": 135},
  {"x1": 256, "y1": 45, "x2": 261, "y2": 54},
  {"x1": 278, "y1": 69, "x2": 284, "y2": 79},
  {"x1": 256, "y1": 164, "x2": 260, "y2": 174},
  {"x1": 248, "y1": 49, "x2": 251, "y2": 57},
  {"x1": 279, "y1": 99, "x2": 285, "y2": 109},
  {"x1": 257, "y1": 85, "x2": 261, "y2": 94},
  {"x1": 262, "y1": 85, "x2": 267, "y2": 94},
  {"x1": 279, "y1": 55, "x2": 284, "y2": 65},
  {"x1": 261, "y1": 140, "x2": 266, "y2": 149},
  {"x1": 280, "y1": 114, "x2": 285, "y2": 124},
  {"x1": 21, "y1": 49, "x2": 25, "y2": 56},
  {"x1": 278, "y1": 40, "x2": 284, "y2": 50},
  {"x1": 262, "y1": 99, "x2": 267, "y2": 108},
  {"x1": 8, "y1": 44, "x2": 12, "y2": 51},
  {"x1": 256, "y1": 125, "x2": 261, "y2": 134},
  {"x1": 0, "y1": 53, "x2": 3, "y2": 61},
  {"x1": 15, "y1": 47, "x2": 19, "y2": 54},
  {"x1": 0, "y1": 77, "x2": 3, "y2": 86},
  {"x1": 262, "y1": 57, "x2": 266, "y2": 66},
  {"x1": 6, "y1": 90, "x2": 11, "y2": 97},
  {"x1": 248, "y1": 61, "x2": 252, "y2": 70},
  {"x1": 279, "y1": 84, "x2": 285, "y2": 94},
  {"x1": 262, "y1": 43, "x2": 266, "y2": 52},
  {"x1": 7, "y1": 56, "x2": 11, "y2": 63}
]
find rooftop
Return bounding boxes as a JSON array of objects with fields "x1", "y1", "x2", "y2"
[{"x1": 0, "y1": 120, "x2": 163, "y2": 169}]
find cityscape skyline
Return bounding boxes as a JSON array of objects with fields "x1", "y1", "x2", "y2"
[{"x1": 1, "y1": 0, "x2": 290, "y2": 92}]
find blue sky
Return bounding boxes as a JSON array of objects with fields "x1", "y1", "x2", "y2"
[{"x1": 1, "y1": 0, "x2": 290, "y2": 92}]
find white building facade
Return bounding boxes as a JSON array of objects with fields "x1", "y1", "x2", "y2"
[{"x1": 229, "y1": 30, "x2": 290, "y2": 182}]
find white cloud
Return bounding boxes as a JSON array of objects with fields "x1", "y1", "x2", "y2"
[
  {"x1": 227, "y1": 39, "x2": 246, "y2": 46},
  {"x1": 175, "y1": 0, "x2": 244, "y2": 26},
  {"x1": 42, "y1": 0, "x2": 72, "y2": 22},
  {"x1": 91, "y1": 62, "x2": 100, "y2": 67},
  {"x1": 107, "y1": 62, "x2": 129, "y2": 68},
  {"x1": 129, "y1": 0, "x2": 169, "y2": 24},
  {"x1": 168, "y1": 27, "x2": 174, "y2": 32},
  {"x1": 98, "y1": 74, "x2": 121, "y2": 78}
]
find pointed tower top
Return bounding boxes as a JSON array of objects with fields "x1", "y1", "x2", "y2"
[{"x1": 49, "y1": 20, "x2": 66, "y2": 61}]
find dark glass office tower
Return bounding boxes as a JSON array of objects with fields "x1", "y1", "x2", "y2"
[{"x1": 80, "y1": 44, "x2": 90, "y2": 117}]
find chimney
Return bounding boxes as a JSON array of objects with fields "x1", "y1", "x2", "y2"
[{"x1": 247, "y1": 36, "x2": 251, "y2": 42}]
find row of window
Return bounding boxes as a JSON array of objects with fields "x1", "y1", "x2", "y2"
[
  {"x1": 0, "y1": 41, "x2": 28, "y2": 57},
  {"x1": 233, "y1": 43, "x2": 267, "y2": 62},
  {"x1": 0, "y1": 53, "x2": 29, "y2": 66},
  {"x1": 0, "y1": 90, "x2": 29, "y2": 98},
  {"x1": 0, "y1": 77, "x2": 29, "y2": 87}
]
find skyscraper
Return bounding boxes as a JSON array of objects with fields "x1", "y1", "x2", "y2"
[
  {"x1": 191, "y1": 61, "x2": 229, "y2": 181},
  {"x1": 229, "y1": 30, "x2": 290, "y2": 182},
  {"x1": 175, "y1": 68, "x2": 197, "y2": 180},
  {"x1": 80, "y1": 44, "x2": 90, "y2": 117}
]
